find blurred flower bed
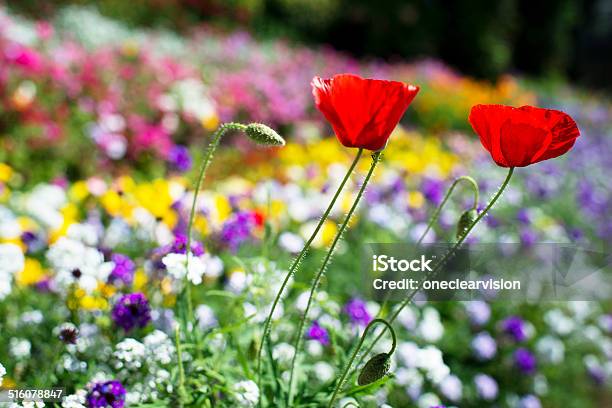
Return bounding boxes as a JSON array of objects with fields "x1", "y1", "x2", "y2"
[
  {"x1": 0, "y1": 5, "x2": 611, "y2": 408},
  {"x1": 1, "y1": 6, "x2": 534, "y2": 182}
]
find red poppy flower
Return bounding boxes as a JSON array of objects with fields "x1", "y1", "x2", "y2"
[
  {"x1": 311, "y1": 74, "x2": 419, "y2": 151},
  {"x1": 469, "y1": 104, "x2": 580, "y2": 167}
]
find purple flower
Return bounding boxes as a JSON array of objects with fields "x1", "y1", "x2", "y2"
[
  {"x1": 108, "y1": 254, "x2": 135, "y2": 286},
  {"x1": 520, "y1": 228, "x2": 537, "y2": 247},
  {"x1": 220, "y1": 211, "x2": 257, "y2": 252},
  {"x1": 474, "y1": 374, "x2": 498, "y2": 401},
  {"x1": 514, "y1": 348, "x2": 537, "y2": 374},
  {"x1": 516, "y1": 209, "x2": 531, "y2": 225},
  {"x1": 168, "y1": 145, "x2": 192, "y2": 172},
  {"x1": 343, "y1": 298, "x2": 371, "y2": 327},
  {"x1": 306, "y1": 321, "x2": 329, "y2": 346},
  {"x1": 518, "y1": 395, "x2": 542, "y2": 408},
  {"x1": 86, "y1": 380, "x2": 126, "y2": 408},
  {"x1": 111, "y1": 293, "x2": 151, "y2": 332},
  {"x1": 471, "y1": 332, "x2": 497, "y2": 360},
  {"x1": 587, "y1": 363, "x2": 606, "y2": 386},
  {"x1": 502, "y1": 316, "x2": 527, "y2": 342},
  {"x1": 171, "y1": 233, "x2": 205, "y2": 256},
  {"x1": 421, "y1": 178, "x2": 444, "y2": 205},
  {"x1": 465, "y1": 300, "x2": 490, "y2": 326},
  {"x1": 600, "y1": 314, "x2": 612, "y2": 334}
]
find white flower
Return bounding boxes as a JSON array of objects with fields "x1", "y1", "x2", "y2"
[
  {"x1": 66, "y1": 223, "x2": 100, "y2": 246},
  {"x1": 544, "y1": 309, "x2": 575, "y2": 335},
  {"x1": 439, "y1": 374, "x2": 462, "y2": 402},
  {"x1": 0, "y1": 206, "x2": 21, "y2": 239},
  {"x1": 232, "y1": 380, "x2": 259, "y2": 407},
  {"x1": 272, "y1": 343, "x2": 295, "y2": 366},
  {"x1": 114, "y1": 338, "x2": 146, "y2": 370},
  {"x1": 201, "y1": 254, "x2": 223, "y2": 278},
  {"x1": 396, "y1": 341, "x2": 419, "y2": 368},
  {"x1": 143, "y1": 330, "x2": 175, "y2": 365},
  {"x1": 396, "y1": 307, "x2": 417, "y2": 330},
  {"x1": 418, "y1": 307, "x2": 444, "y2": 342},
  {"x1": 312, "y1": 361, "x2": 334, "y2": 383},
  {"x1": 0, "y1": 243, "x2": 24, "y2": 275},
  {"x1": 536, "y1": 336, "x2": 565, "y2": 364},
  {"x1": 415, "y1": 346, "x2": 449, "y2": 384},
  {"x1": 305, "y1": 340, "x2": 323, "y2": 357},
  {"x1": 225, "y1": 270, "x2": 250, "y2": 293},
  {"x1": 162, "y1": 252, "x2": 206, "y2": 284},
  {"x1": 61, "y1": 390, "x2": 87, "y2": 408},
  {"x1": 417, "y1": 392, "x2": 441, "y2": 408},
  {"x1": 10, "y1": 338, "x2": 31, "y2": 359},
  {"x1": 25, "y1": 184, "x2": 66, "y2": 229},
  {"x1": 0, "y1": 362, "x2": 6, "y2": 386},
  {"x1": 20, "y1": 310, "x2": 44, "y2": 325},
  {"x1": 47, "y1": 237, "x2": 113, "y2": 293},
  {"x1": 278, "y1": 232, "x2": 304, "y2": 253},
  {"x1": 0, "y1": 243, "x2": 23, "y2": 300},
  {"x1": 195, "y1": 305, "x2": 218, "y2": 331}
]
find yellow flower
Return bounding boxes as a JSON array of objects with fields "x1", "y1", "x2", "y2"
[
  {"x1": 134, "y1": 179, "x2": 174, "y2": 219},
  {"x1": 0, "y1": 163, "x2": 12, "y2": 182},
  {"x1": 319, "y1": 219, "x2": 338, "y2": 247},
  {"x1": 100, "y1": 190, "x2": 123, "y2": 217},
  {"x1": 201, "y1": 114, "x2": 220, "y2": 131},
  {"x1": 214, "y1": 194, "x2": 232, "y2": 224},
  {"x1": 15, "y1": 258, "x2": 44, "y2": 286},
  {"x1": 133, "y1": 268, "x2": 148, "y2": 291},
  {"x1": 69, "y1": 181, "x2": 89, "y2": 202},
  {"x1": 408, "y1": 191, "x2": 425, "y2": 209}
]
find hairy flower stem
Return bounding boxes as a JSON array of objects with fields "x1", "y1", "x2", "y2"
[
  {"x1": 328, "y1": 319, "x2": 396, "y2": 408},
  {"x1": 287, "y1": 151, "x2": 382, "y2": 406},
  {"x1": 416, "y1": 175, "x2": 479, "y2": 245},
  {"x1": 361, "y1": 167, "x2": 514, "y2": 362},
  {"x1": 184, "y1": 123, "x2": 247, "y2": 332},
  {"x1": 256, "y1": 148, "x2": 363, "y2": 403}
]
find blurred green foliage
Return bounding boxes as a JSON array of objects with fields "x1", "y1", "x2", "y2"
[{"x1": 6, "y1": 0, "x2": 611, "y2": 87}]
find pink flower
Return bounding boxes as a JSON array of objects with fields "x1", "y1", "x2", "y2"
[
  {"x1": 5, "y1": 44, "x2": 43, "y2": 74},
  {"x1": 36, "y1": 21, "x2": 54, "y2": 40}
]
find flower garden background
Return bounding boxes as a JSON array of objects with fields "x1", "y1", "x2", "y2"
[{"x1": 0, "y1": 4, "x2": 611, "y2": 408}]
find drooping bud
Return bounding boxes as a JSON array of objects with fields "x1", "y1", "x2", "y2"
[
  {"x1": 245, "y1": 123, "x2": 285, "y2": 146},
  {"x1": 357, "y1": 352, "x2": 390, "y2": 385},
  {"x1": 456, "y1": 208, "x2": 478, "y2": 239}
]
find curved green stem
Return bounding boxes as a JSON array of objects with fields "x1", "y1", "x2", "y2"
[
  {"x1": 287, "y1": 151, "x2": 382, "y2": 406},
  {"x1": 362, "y1": 167, "x2": 514, "y2": 361},
  {"x1": 256, "y1": 149, "x2": 363, "y2": 404},
  {"x1": 416, "y1": 175, "x2": 479, "y2": 245},
  {"x1": 184, "y1": 123, "x2": 246, "y2": 329},
  {"x1": 328, "y1": 319, "x2": 396, "y2": 408},
  {"x1": 373, "y1": 175, "x2": 479, "y2": 322}
]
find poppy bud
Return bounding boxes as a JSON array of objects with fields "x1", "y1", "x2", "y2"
[
  {"x1": 357, "y1": 352, "x2": 390, "y2": 385},
  {"x1": 245, "y1": 123, "x2": 285, "y2": 146},
  {"x1": 456, "y1": 208, "x2": 478, "y2": 239}
]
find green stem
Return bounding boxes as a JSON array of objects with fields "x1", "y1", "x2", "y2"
[
  {"x1": 184, "y1": 123, "x2": 246, "y2": 330},
  {"x1": 416, "y1": 175, "x2": 479, "y2": 245},
  {"x1": 175, "y1": 325, "x2": 186, "y2": 406},
  {"x1": 256, "y1": 149, "x2": 363, "y2": 404},
  {"x1": 287, "y1": 151, "x2": 382, "y2": 406},
  {"x1": 328, "y1": 319, "x2": 396, "y2": 408},
  {"x1": 361, "y1": 167, "x2": 514, "y2": 361}
]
